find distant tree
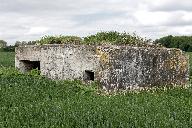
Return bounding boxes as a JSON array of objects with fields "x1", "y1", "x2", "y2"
[
  {"x1": 21, "y1": 41, "x2": 27, "y2": 46},
  {"x1": 15, "y1": 40, "x2": 38, "y2": 47},
  {"x1": 2, "y1": 45, "x2": 15, "y2": 52},
  {"x1": 15, "y1": 41, "x2": 28, "y2": 47},
  {"x1": 155, "y1": 35, "x2": 192, "y2": 52},
  {"x1": 0, "y1": 40, "x2": 7, "y2": 48},
  {"x1": 15, "y1": 41, "x2": 22, "y2": 47},
  {"x1": 27, "y1": 41, "x2": 36, "y2": 45}
]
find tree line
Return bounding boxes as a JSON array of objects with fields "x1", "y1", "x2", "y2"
[
  {"x1": 155, "y1": 35, "x2": 192, "y2": 52},
  {"x1": 1, "y1": 34, "x2": 192, "y2": 52},
  {"x1": 0, "y1": 40, "x2": 36, "y2": 52}
]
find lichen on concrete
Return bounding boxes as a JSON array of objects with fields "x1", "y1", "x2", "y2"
[{"x1": 15, "y1": 44, "x2": 189, "y2": 91}]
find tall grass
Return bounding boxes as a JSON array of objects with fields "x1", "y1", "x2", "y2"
[
  {"x1": 36, "y1": 31, "x2": 152, "y2": 46},
  {"x1": 0, "y1": 52, "x2": 192, "y2": 127},
  {"x1": 187, "y1": 52, "x2": 192, "y2": 76},
  {"x1": 0, "y1": 52, "x2": 15, "y2": 67},
  {"x1": 1, "y1": 74, "x2": 192, "y2": 127}
]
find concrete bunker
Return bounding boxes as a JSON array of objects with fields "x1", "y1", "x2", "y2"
[{"x1": 15, "y1": 44, "x2": 189, "y2": 91}]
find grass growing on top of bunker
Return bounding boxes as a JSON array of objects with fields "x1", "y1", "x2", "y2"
[
  {"x1": 36, "y1": 31, "x2": 153, "y2": 46},
  {"x1": 0, "y1": 51, "x2": 192, "y2": 127}
]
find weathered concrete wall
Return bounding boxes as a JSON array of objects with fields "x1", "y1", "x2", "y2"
[
  {"x1": 96, "y1": 46, "x2": 189, "y2": 90},
  {"x1": 15, "y1": 44, "x2": 189, "y2": 91},
  {"x1": 15, "y1": 45, "x2": 100, "y2": 80}
]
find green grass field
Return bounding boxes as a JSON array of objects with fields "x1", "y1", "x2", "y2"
[
  {"x1": 0, "y1": 52, "x2": 15, "y2": 67},
  {"x1": 187, "y1": 52, "x2": 192, "y2": 76},
  {"x1": 0, "y1": 52, "x2": 192, "y2": 127}
]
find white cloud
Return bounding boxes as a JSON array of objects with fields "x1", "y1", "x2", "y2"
[
  {"x1": 144, "y1": 0, "x2": 192, "y2": 12},
  {"x1": 26, "y1": 27, "x2": 49, "y2": 35},
  {"x1": 0, "y1": 0, "x2": 192, "y2": 45},
  {"x1": 134, "y1": 11, "x2": 169, "y2": 26}
]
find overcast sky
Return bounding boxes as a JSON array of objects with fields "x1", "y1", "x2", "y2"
[{"x1": 1, "y1": 0, "x2": 192, "y2": 45}]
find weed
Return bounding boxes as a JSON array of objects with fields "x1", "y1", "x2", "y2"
[
  {"x1": 35, "y1": 31, "x2": 153, "y2": 46},
  {"x1": 0, "y1": 52, "x2": 192, "y2": 127}
]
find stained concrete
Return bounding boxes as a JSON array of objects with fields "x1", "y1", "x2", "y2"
[{"x1": 15, "y1": 44, "x2": 189, "y2": 91}]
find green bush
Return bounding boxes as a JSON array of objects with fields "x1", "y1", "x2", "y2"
[
  {"x1": 0, "y1": 46, "x2": 15, "y2": 52},
  {"x1": 27, "y1": 68, "x2": 41, "y2": 77},
  {"x1": 0, "y1": 67, "x2": 22, "y2": 76},
  {"x1": 37, "y1": 35, "x2": 83, "y2": 45},
  {"x1": 155, "y1": 35, "x2": 192, "y2": 52},
  {"x1": 83, "y1": 31, "x2": 148, "y2": 45},
  {"x1": 35, "y1": 31, "x2": 151, "y2": 46}
]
